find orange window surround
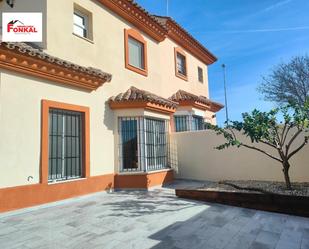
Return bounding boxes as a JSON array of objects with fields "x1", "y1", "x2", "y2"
[
  {"x1": 41, "y1": 100, "x2": 90, "y2": 184},
  {"x1": 174, "y1": 47, "x2": 188, "y2": 81},
  {"x1": 124, "y1": 28, "x2": 148, "y2": 77}
]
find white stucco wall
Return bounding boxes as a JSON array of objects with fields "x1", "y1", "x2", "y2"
[
  {"x1": 0, "y1": 70, "x2": 116, "y2": 188},
  {"x1": 0, "y1": 0, "x2": 220, "y2": 189},
  {"x1": 44, "y1": 0, "x2": 210, "y2": 99},
  {"x1": 171, "y1": 130, "x2": 309, "y2": 183}
]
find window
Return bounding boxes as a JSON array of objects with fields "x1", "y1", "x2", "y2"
[
  {"x1": 48, "y1": 109, "x2": 83, "y2": 182},
  {"x1": 198, "y1": 67, "x2": 204, "y2": 83},
  {"x1": 124, "y1": 29, "x2": 148, "y2": 76},
  {"x1": 118, "y1": 117, "x2": 169, "y2": 172},
  {"x1": 174, "y1": 47, "x2": 188, "y2": 81},
  {"x1": 41, "y1": 100, "x2": 90, "y2": 184},
  {"x1": 177, "y1": 53, "x2": 186, "y2": 75},
  {"x1": 119, "y1": 118, "x2": 139, "y2": 171},
  {"x1": 174, "y1": 116, "x2": 190, "y2": 132},
  {"x1": 73, "y1": 5, "x2": 93, "y2": 41},
  {"x1": 128, "y1": 37, "x2": 145, "y2": 69},
  {"x1": 145, "y1": 118, "x2": 168, "y2": 171},
  {"x1": 174, "y1": 115, "x2": 204, "y2": 132},
  {"x1": 192, "y1": 115, "x2": 204, "y2": 131}
]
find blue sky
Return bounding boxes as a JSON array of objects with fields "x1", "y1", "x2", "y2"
[{"x1": 135, "y1": 0, "x2": 309, "y2": 126}]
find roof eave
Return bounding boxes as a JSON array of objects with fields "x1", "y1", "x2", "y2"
[{"x1": 96, "y1": 0, "x2": 167, "y2": 42}]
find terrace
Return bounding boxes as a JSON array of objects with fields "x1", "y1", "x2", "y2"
[{"x1": 0, "y1": 180, "x2": 308, "y2": 249}]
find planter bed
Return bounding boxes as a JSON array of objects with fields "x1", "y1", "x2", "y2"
[{"x1": 175, "y1": 183, "x2": 309, "y2": 217}]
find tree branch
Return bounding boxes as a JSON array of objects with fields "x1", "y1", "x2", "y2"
[
  {"x1": 287, "y1": 138, "x2": 308, "y2": 160},
  {"x1": 260, "y1": 140, "x2": 277, "y2": 149},
  {"x1": 280, "y1": 123, "x2": 288, "y2": 143},
  {"x1": 241, "y1": 143, "x2": 283, "y2": 163},
  {"x1": 282, "y1": 124, "x2": 292, "y2": 146},
  {"x1": 285, "y1": 129, "x2": 302, "y2": 156}
]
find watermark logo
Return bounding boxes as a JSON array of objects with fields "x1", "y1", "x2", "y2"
[{"x1": 2, "y1": 13, "x2": 42, "y2": 42}]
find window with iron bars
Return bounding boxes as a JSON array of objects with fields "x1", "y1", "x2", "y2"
[
  {"x1": 118, "y1": 117, "x2": 170, "y2": 172},
  {"x1": 174, "y1": 115, "x2": 205, "y2": 132},
  {"x1": 48, "y1": 109, "x2": 83, "y2": 182}
]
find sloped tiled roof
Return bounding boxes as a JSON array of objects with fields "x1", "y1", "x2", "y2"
[
  {"x1": 169, "y1": 90, "x2": 224, "y2": 112},
  {"x1": 0, "y1": 42, "x2": 112, "y2": 82},
  {"x1": 109, "y1": 86, "x2": 178, "y2": 108},
  {"x1": 152, "y1": 15, "x2": 217, "y2": 65}
]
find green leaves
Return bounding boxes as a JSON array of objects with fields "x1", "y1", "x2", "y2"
[{"x1": 210, "y1": 98, "x2": 309, "y2": 151}]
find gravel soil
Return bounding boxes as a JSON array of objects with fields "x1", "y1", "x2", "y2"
[{"x1": 199, "y1": 180, "x2": 309, "y2": 197}]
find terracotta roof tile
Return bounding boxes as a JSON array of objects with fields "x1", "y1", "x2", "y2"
[
  {"x1": 109, "y1": 86, "x2": 178, "y2": 108},
  {"x1": 0, "y1": 42, "x2": 112, "y2": 82},
  {"x1": 169, "y1": 90, "x2": 224, "y2": 111}
]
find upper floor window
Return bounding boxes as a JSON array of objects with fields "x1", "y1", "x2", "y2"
[
  {"x1": 174, "y1": 47, "x2": 188, "y2": 81},
  {"x1": 128, "y1": 37, "x2": 145, "y2": 69},
  {"x1": 124, "y1": 29, "x2": 148, "y2": 76},
  {"x1": 73, "y1": 5, "x2": 93, "y2": 41},
  {"x1": 198, "y1": 67, "x2": 204, "y2": 83}
]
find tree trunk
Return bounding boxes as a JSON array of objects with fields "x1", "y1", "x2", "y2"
[{"x1": 282, "y1": 161, "x2": 292, "y2": 190}]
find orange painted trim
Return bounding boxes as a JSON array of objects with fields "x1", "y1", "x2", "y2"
[
  {"x1": 96, "y1": 0, "x2": 166, "y2": 42},
  {"x1": 114, "y1": 169, "x2": 174, "y2": 189},
  {"x1": 210, "y1": 102, "x2": 224, "y2": 112},
  {"x1": 95, "y1": 1, "x2": 216, "y2": 65},
  {"x1": 109, "y1": 101, "x2": 176, "y2": 114},
  {"x1": 174, "y1": 47, "x2": 188, "y2": 81},
  {"x1": 178, "y1": 100, "x2": 209, "y2": 111},
  {"x1": 177, "y1": 100, "x2": 223, "y2": 112},
  {"x1": 0, "y1": 174, "x2": 114, "y2": 213},
  {"x1": 41, "y1": 100, "x2": 90, "y2": 184},
  {"x1": 167, "y1": 20, "x2": 217, "y2": 65},
  {"x1": 124, "y1": 29, "x2": 148, "y2": 77},
  {"x1": 0, "y1": 46, "x2": 108, "y2": 91}
]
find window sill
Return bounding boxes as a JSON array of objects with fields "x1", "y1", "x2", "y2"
[
  {"x1": 118, "y1": 168, "x2": 172, "y2": 175},
  {"x1": 175, "y1": 72, "x2": 188, "y2": 81},
  {"x1": 125, "y1": 63, "x2": 148, "y2": 77},
  {"x1": 73, "y1": 33, "x2": 94, "y2": 44},
  {"x1": 48, "y1": 177, "x2": 86, "y2": 185}
]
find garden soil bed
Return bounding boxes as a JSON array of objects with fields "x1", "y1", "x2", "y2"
[{"x1": 175, "y1": 180, "x2": 309, "y2": 217}]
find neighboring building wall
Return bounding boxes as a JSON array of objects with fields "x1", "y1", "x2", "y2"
[{"x1": 171, "y1": 130, "x2": 309, "y2": 182}]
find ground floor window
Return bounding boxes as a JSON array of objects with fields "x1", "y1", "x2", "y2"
[
  {"x1": 192, "y1": 115, "x2": 204, "y2": 131},
  {"x1": 174, "y1": 115, "x2": 190, "y2": 132},
  {"x1": 174, "y1": 115, "x2": 205, "y2": 132},
  {"x1": 118, "y1": 117, "x2": 169, "y2": 172},
  {"x1": 48, "y1": 108, "x2": 83, "y2": 182}
]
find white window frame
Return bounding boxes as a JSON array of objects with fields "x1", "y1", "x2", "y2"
[{"x1": 73, "y1": 10, "x2": 89, "y2": 39}]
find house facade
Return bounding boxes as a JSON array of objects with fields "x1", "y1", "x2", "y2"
[{"x1": 0, "y1": 0, "x2": 223, "y2": 212}]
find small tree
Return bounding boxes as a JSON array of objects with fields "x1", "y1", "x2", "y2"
[
  {"x1": 259, "y1": 55, "x2": 309, "y2": 107},
  {"x1": 211, "y1": 101, "x2": 309, "y2": 190}
]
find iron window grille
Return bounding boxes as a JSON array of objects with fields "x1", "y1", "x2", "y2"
[
  {"x1": 174, "y1": 115, "x2": 205, "y2": 132},
  {"x1": 118, "y1": 117, "x2": 170, "y2": 172},
  {"x1": 192, "y1": 115, "x2": 204, "y2": 131},
  {"x1": 48, "y1": 108, "x2": 83, "y2": 182},
  {"x1": 174, "y1": 115, "x2": 190, "y2": 132}
]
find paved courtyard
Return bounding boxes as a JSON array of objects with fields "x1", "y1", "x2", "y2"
[{"x1": 0, "y1": 180, "x2": 309, "y2": 249}]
